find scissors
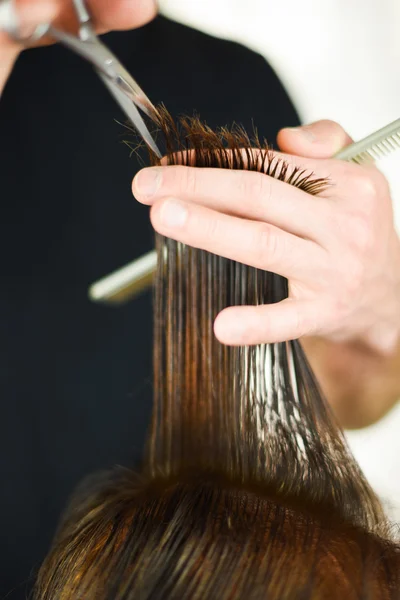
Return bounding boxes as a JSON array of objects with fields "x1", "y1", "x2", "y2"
[{"x1": 1, "y1": 0, "x2": 162, "y2": 158}]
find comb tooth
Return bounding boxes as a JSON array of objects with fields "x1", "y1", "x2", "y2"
[
  {"x1": 392, "y1": 133, "x2": 400, "y2": 144},
  {"x1": 368, "y1": 146, "x2": 381, "y2": 160},
  {"x1": 354, "y1": 152, "x2": 366, "y2": 164},
  {"x1": 380, "y1": 144, "x2": 389, "y2": 156},
  {"x1": 365, "y1": 148, "x2": 375, "y2": 160},
  {"x1": 386, "y1": 137, "x2": 398, "y2": 150},
  {"x1": 373, "y1": 134, "x2": 400, "y2": 159},
  {"x1": 378, "y1": 142, "x2": 390, "y2": 156},
  {"x1": 353, "y1": 151, "x2": 373, "y2": 165},
  {"x1": 365, "y1": 152, "x2": 375, "y2": 163},
  {"x1": 381, "y1": 140, "x2": 392, "y2": 154},
  {"x1": 390, "y1": 135, "x2": 400, "y2": 149},
  {"x1": 338, "y1": 121, "x2": 400, "y2": 164},
  {"x1": 360, "y1": 152, "x2": 371, "y2": 163},
  {"x1": 384, "y1": 139, "x2": 394, "y2": 152}
]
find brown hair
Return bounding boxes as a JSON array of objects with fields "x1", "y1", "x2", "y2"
[{"x1": 35, "y1": 109, "x2": 400, "y2": 599}]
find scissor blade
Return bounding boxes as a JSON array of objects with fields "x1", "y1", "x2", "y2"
[
  {"x1": 48, "y1": 25, "x2": 159, "y2": 120},
  {"x1": 48, "y1": 25, "x2": 112, "y2": 70},
  {"x1": 99, "y1": 72, "x2": 162, "y2": 158},
  {"x1": 111, "y1": 66, "x2": 159, "y2": 119}
]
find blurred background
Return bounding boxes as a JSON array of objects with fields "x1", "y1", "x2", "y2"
[{"x1": 159, "y1": 0, "x2": 400, "y2": 520}]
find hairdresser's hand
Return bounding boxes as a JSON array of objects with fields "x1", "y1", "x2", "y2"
[
  {"x1": 0, "y1": 0, "x2": 157, "y2": 95},
  {"x1": 133, "y1": 120, "x2": 400, "y2": 356}
]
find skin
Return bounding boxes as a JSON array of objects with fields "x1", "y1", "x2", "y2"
[{"x1": 132, "y1": 121, "x2": 400, "y2": 428}]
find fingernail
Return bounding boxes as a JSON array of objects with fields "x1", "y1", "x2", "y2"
[
  {"x1": 159, "y1": 199, "x2": 188, "y2": 228},
  {"x1": 134, "y1": 168, "x2": 163, "y2": 198}
]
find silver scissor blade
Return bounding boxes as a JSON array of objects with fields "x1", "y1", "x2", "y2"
[
  {"x1": 46, "y1": 25, "x2": 162, "y2": 157},
  {"x1": 48, "y1": 25, "x2": 114, "y2": 73},
  {"x1": 99, "y1": 72, "x2": 162, "y2": 158},
  {"x1": 48, "y1": 25, "x2": 159, "y2": 120},
  {"x1": 113, "y1": 72, "x2": 157, "y2": 119},
  {"x1": 105, "y1": 55, "x2": 159, "y2": 118}
]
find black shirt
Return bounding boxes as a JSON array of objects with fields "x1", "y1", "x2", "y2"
[{"x1": 0, "y1": 15, "x2": 299, "y2": 599}]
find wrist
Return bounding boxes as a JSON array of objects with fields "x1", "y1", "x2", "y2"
[{"x1": 301, "y1": 335, "x2": 400, "y2": 429}]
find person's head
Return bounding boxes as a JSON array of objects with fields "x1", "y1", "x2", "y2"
[
  {"x1": 35, "y1": 110, "x2": 400, "y2": 599},
  {"x1": 35, "y1": 469, "x2": 399, "y2": 599}
]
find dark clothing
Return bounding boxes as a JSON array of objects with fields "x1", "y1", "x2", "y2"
[{"x1": 0, "y1": 15, "x2": 299, "y2": 598}]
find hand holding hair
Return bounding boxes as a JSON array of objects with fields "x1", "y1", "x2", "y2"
[
  {"x1": 37, "y1": 111, "x2": 400, "y2": 598},
  {"x1": 0, "y1": 0, "x2": 157, "y2": 95},
  {"x1": 133, "y1": 120, "x2": 400, "y2": 355}
]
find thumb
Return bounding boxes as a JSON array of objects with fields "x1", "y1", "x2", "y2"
[{"x1": 277, "y1": 120, "x2": 353, "y2": 159}]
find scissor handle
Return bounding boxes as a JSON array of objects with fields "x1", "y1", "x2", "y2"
[
  {"x1": 73, "y1": 0, "x2": 91, "y2": 25},
  {"x1": 73, "y1": 0, "x2": 97, "y2": 43},
  {"x1": 0, "y1": 0, "x2": 92, "y2": 44}
]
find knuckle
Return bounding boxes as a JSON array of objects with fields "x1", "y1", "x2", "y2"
[
  {"x1": 349, "y1": 258, "x2": 365, "y2": 288},
  {"x1": 343, "y1": 256, "x2": 365, "y2": 294},
  {"x1": 318, "y1": 119, "x2": 349, "y2": 144},
  {"x1": 294, "y1": 307, "x2": 315, "y2": 338},
  {"x1": 237, "y1": 171, "x2": 271, "y2": 206},
  {"x1": 324, "y1": 259, "x2": 365, "y2": 326},
  {"x1": 346, "y1": 212, "x2": 375, "y2": 254},
  {"x1": 330, "y1": 294, "x2": 351, "y2": 325},
  {"x1": 181, "y1": 167, "x2": 199, "y2": 196},
  {"x1": 351, "y1": 172, "x2": 380, "y2": 213},
  {"x1": 319, "y1": 119, "x2": 343, "y2": 132},
  {"x1": 204, "y1": 212, "x2": 221, "y2": 242},
  {"x1": 255, "y1": 223, "x2": 281, "y2": 266},
  {"x1": 368, "y1": 166, "x2": 389, "y2": 191}
]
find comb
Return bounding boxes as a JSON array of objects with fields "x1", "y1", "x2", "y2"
[
  {"x1": 334, "y1": 117, "x2": 400, "y2": 163},
  {"x1": 89, "y1": 117, "x2": 400, "y2": 305},
  {"x1": 89, "y1": 250, "x2": 157, "y2": 304}
]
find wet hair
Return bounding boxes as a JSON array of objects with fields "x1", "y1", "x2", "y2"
[{"x1": 35, "y1": 108, "x2": 400, "y2": 599}]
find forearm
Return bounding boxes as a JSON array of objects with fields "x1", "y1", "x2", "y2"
[{"x1": 302, "y1": 335, "x2": 400, "y2": 429}]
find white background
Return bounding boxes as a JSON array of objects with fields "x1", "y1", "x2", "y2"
[{"x1": 159, "y1": 0, "x2": 400, "y2": 520}]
